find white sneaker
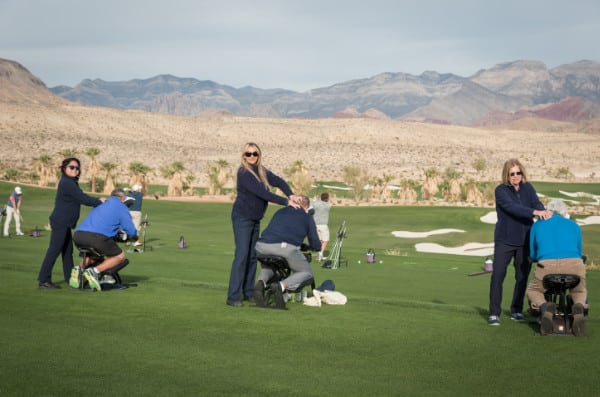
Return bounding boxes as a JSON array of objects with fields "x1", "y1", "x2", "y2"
[
  {"x1": 16, "y1": 232, "x2": 24, "y2": 236},
  {"x1": 100, "y1": 274, "x2": 116, "y2": 285},
  {"x1": 134, "y1": 241, "x2": 143, "y2": 246},
  {"x1": 318, "y1": 253, "x2": 324, "y2": 261}
]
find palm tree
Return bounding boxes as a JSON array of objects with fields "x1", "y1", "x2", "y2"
[
  {"x1": 59, "y1": 148, "x2": 78, "y2": 159},
  {"x1": 206, "y1": 159, "x2": 232, "y2": 195},
  {"x1": 284, "y1": 160, "x2": 312, "y2": 195},
  {"x1": 342, "y1": 166, "x2": 372, "y2": 203},
  {"x1": 101, "y1": 162, "x2": 118, "y2": 194},
  {"x1": 128, "y1": 161, "x2": 153, "y2": 193},
  {"x1": 373, "y1": 173, "x2": 394, "y2": 201},
  {"x1": 421, "y1": 168, "x2": 441, "y2": 201},
  {"x1": 33, "y1": 154, "x2": 53, "y2": 187},
  {"x1": 161, "y1": 161, "x2": 186, "y2": 196},
  {"x1": 84, "y1": 147, "x2": 101, "y2": 193},
  {"x1": 443, "y1": 167, "x2": 463, "y2": 202},
  {"x1": 398, "y1": 178, "x2": 417, "y2": 202}
]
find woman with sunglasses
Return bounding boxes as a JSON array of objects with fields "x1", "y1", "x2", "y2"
[
  {"x1": 488, "y1": 158, "x2": 551, "y2": 325},
  {"x1": 37, "y1": 157, "x2": 105, "y2": 289},
  {"x1": 226, "y1": 142, "x2": 301, "y2": 307}
]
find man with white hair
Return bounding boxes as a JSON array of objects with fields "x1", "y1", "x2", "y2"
[
  {"x1": 3, "y1": 186, "x2": 24, "y2": 237},
  {"x1": 526, "y1": 198, "x2": 587, "y2": 336}
]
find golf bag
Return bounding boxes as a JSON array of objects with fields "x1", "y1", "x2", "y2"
[{"x1": 322, "y1": 221, "x2": 347, "y2": 269}]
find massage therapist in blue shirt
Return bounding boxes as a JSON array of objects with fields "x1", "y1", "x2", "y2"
[
  {"x1": 226, "y1": 142, "x2": 301, "y2": 307},
  {"x1": 488, "y1": 159, "x2": 552, "y2": 326}
]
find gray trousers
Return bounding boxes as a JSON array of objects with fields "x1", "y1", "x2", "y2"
[{"x1": 255, "y1": 241, "x2": 313, "y2": 291}]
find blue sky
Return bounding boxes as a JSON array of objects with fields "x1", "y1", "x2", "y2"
[{"x1": 1, "y1": 0, "x2": 599, "y2": 91}]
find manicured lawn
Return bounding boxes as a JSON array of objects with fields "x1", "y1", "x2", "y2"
[{"x1": 0, "y1": 182, "x2": 598, "y2": 396}]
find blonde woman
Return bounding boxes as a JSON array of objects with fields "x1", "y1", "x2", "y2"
[{"x1": 226, "y1": 143, "x2": 300, "y2": 307}]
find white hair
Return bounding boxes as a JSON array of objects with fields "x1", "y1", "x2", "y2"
[{"x1": 546, "y1": 199, "x2": 569, "y2": 217}]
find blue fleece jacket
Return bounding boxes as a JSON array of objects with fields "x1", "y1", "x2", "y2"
[
  {"x1": 530, "y1": 214, "x2": 582, "y2": 261},
  {"x1": 494, "y1": 182, "x2": 545, "y2": 246},
  {"x1": 232, "y1": 165, "x2": 293, "y2": 221},
  {"x1": 76, "y1": 196, "x2": 137, "y2": 238},
  {"x1": 258, "y1": 206, "x2": 321, "y2": 251}
]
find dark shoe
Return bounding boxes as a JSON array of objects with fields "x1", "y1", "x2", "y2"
[
  {"x1": 254, "y1": 280, "x2": 266, "y2": 307},
  {"x1": 38, "y1": 281, "x2": 61, "y2": 289},
  {"x1": 510, "y1": 313, "x2": 525, "y2": 322},
  {"x1": 540, "y1": 302, "x2": 555, "y2": 335},
  {"x1": 270, "y1": 282, "x2": 286, "y2": 310},
  {"x1": 572, "y1": 303, "x2": 586, "y2": 337},
  {"x1": 226, "y1": 299, "x2": 243, "y2": 307},
  {"x1": 243, "y1": 295, "x2": 254, "y2": 303}
]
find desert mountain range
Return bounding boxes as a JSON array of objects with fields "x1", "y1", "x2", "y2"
[
  {"x1": 50, "y1": 60, "x2": 600, "y2": 126},
  {"x1": 1, "y1": 57, "x2": 599, "y2": 189}
]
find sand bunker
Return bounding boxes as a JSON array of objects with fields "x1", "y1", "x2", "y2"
[
  {"x1": 391, "y1": 229, "x2": 465, "y2": 238},
  {"x1": 577, "y1": 216, "x2": 600, "y2": 225},
  {"x1": 480, "y1": 212, "x2": 497, "y2": 224},
  {"x1": 415, "y1": 242, "x2": 494, "y2": 256}
]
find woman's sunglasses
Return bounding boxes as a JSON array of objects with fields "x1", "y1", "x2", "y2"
[
  {"x1": 244, "y1": 152, "x2": 259, "y2": 158},
  {"x1": 67, "y1": 165, "x2": 80, "y2": 171},
  {"x1": 509, "y1": 171, "x2": 522, "y2": 176}
]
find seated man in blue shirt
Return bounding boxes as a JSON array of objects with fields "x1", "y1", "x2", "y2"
[
  {"x1": 72, "y1": 188, "x2": 138, "y2": 291},
  {"x1": 254, "y1": 195, "x2": 321, "y2": 308},
  {"x1": 526, "y1": 198, "x2": 587, "y2": 336}
]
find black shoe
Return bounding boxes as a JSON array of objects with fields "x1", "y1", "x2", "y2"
[
  {"x1": 226, "y1": 299, "x2": 243, "y2": 307},
  {"x1": 572, "y1": 303, "x2": 586, "y2": 337},
  {"x1": 254, "y1": 280, "x2": 266, "y2": 307},
  {"x1": 38, "y1": 281, "x2": 61, "y2": 289},
  {"x1": 270, "y1": 282, "x2": 286, "y2": 310},
  {"x1": 540, "y1": 302, "x2": 555, "y2": 335}
]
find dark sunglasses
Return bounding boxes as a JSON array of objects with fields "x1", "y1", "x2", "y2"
[
  {"x1": 67, "y1": 165, "x2": 80, "y2": 171},
  {"x1": 244, "y1": 151, "x2": 259, "y2": 158},
  {"x1": 509, "y1": 171, "x2": 522, "y2": 176}
]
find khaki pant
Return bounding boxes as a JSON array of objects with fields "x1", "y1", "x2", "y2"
[{"x1": 526, "y1": 258, "x2": 587, "y2": 310}]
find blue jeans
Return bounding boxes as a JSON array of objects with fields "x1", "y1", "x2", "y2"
[
  {"x1": 488, "y1": 241, "x2": 532, "y2": 316},
  {"x1": 227, "y1": 214, "x2": 260, "y2": 301}
]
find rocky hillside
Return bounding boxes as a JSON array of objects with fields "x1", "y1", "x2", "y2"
[
  {"x1": 1, "y1": 58, "x2": 599, "y2": 189},
  {"x1": 48, "y1": 59, "x2": 600, "y2": 126}
]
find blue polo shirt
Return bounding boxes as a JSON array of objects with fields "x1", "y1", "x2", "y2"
[
  {"x1": 76, "y1": 196, "x2": 137, "y2": 238},
  {"x1": 530, "y1": 214, "x2": 582, "y2": 261}
]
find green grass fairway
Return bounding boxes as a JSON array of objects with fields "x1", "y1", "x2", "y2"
[{"x1": 1, "y1": 182, "x2": 599, "y2": 396}]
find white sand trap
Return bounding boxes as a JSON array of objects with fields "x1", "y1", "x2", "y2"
[
  {"x1": 577, "y1": 216, "x2": 600, "y2": 226},
  {"x1": 415, "y1": 242, "x2": 494, "y2": 256},
  {"x1": 391, "y1": 229, "x2": 465, "y2": 238},
  {"x1": 480, "y1": 211, "x2": 497, "y2": 224}
]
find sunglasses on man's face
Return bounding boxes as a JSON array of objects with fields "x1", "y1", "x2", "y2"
[
  {"x1": 510, "y1": 171, "x2": 522, "y2": 177},
  {"x1": 244, "y1": 152, "x2": 259, "y2": 158},
  {"x1": 67, "y1": 165, "x2": 80, "y2": 171}
]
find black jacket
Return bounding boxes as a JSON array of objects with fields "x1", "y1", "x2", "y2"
[
  {"x1": 494, "y1": 182, "x2": 545, "y2": 246},
  {"x1": 49, "y1": 175, "x2": 102, "y2": 228}
]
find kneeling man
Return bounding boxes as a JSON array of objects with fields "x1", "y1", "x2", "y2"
[
  {"x1": 255, "y1": 195, "x2": 321, "y2": 307},
  {"x1": 73, "y1": 188, "x2": 138, "y2": 291},
  {"x1": 526, "y1": 199, "x2": 587, "y2": 336}
]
